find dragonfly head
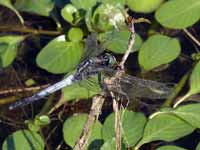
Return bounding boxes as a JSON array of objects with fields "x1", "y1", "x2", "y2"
[{"x1": 104, "y1": 53, "x2": 117, "y2": 67}]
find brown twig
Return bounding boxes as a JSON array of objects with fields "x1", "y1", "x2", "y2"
[
  {"x1": 0, "y1": 26, "x2": 62, "y2": 36},
  {"x1": 111, "y1": 92, "x2": 121, "y2": 150},
  {"x1": 111, "y1": 18, "x2": 136, "y2": 150},
  {"x1": 119, "y1": 17, "x2": 136, "y2": 69},
  {"x1": 0, "y1": 84, "x2": 49, "y2": 95},
  {"x1": 73, "y1": 94, "x2": 105, "y2": 150},
  {"x1": 183, "y1": 29, "x2": 200, "y2": 48},
  {"x1": 0, "y1": 84, "x2": 49, "y2": 105}
]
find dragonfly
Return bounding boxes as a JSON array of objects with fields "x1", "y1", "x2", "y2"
[
  {"x1": 9, "y1": 33, "x2": 175, "y2": 110},
  {"x1": 8, "y1": 34, "x2": 116, "y2": 110}
]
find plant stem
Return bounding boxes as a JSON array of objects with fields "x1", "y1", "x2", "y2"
[
  {"x1": 173, "y1": 93, "x2": 191, "y2": 108},
  {"x1": 162, "y1": 71, "x2": 190, "y2": 107},
  {"x1": 183, "y1": 29, "x2": 200, "y2": 48},
  {"x1": 0, "y1": 26, "x2": 62, "y2": 36}
]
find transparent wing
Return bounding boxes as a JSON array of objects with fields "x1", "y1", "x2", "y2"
[
  {"x1": 118, "y1": 75, "x2": 175, "y2": 99},
  {"x1": 78, "y1": 74, "x2": 102, "y2": 93},
  {"x1": 83, "y1": 33, "x2": 105, "y2": 59}
]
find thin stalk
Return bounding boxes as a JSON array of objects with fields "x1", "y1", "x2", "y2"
[
  {"x1": 0, "y1": 26, "x2": 62, "y2": 36},
  {"x1": 173, "y1": 93, "x2": 191, "y2": 108},
  {"x1": 183, "y1": 29, "x2": 200, "y2": 48},
  {"x1": 162, "y1": 71, "x2": 190, "y2": 107}
]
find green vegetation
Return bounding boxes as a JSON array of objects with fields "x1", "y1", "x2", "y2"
[{"x1": 0, "y1": 0, "x2": 200, "y2": 150}]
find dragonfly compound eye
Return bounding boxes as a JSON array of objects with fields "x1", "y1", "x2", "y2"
[{"x1": 104, "y1": 53, "x2": 117, "y2": 67}]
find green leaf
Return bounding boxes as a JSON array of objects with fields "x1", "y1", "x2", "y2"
[
  {"x1": 126, "y1": 0, "x2": 164, "y2": 13},
  {"x1": 173, "y1": 103, "x2": 200, "y2": 128},
  {"x1": 37, "y1": 115, "x2": 51, "y2": 126},
  {"x1": 155, "y1": 0, "x2": 200, "y2": 29},
  {"x1": 61, "y1": 4, "x2": 82, "y2": 25},
  {"x1": 0, "y1": 0, "x2": 24, "y2": 24},
  {"x1": 98, "y1": 0, "x2": 125, "y2": 5},
  {"x1": 63, "y1": 114, "x2": 102, "y2": 148},
  {"x1": 0, "y1": 35, "x2": 24, "y2": 67},
  {"x1": 189, "y1": 61, "x2": 200, "y2": 95},
  {"x1": 138, "y1": 34, "x2": 181, "y2": 71},
  {"x1": 156, "y1": 145, "x2": 187, "y2": 150},
  {"x1": 71, "y1": 0, "x2": 97, "y2": 10},
  {"x1": 102, "y1": 110, "x2": 147, "y2": 147},
  {"x1": 100, "y1": 138, "x2": 126, "y2": 150},
  {"x1": 196, "y1": 142, "x2": 200, "y2": 150},
  {"x1": 136, "y1": 114, "x2": 194, "y2": 148},
  {"x1": 0, "y1": 43, "x2": 8, "y2": 54},
  {"x1": 91, "y1": 3, "x2": 125, "y2": 32},
  {"x1": 174, "y1": 61, "x2": 200, "y2": 107},
  {"x1": 14, "y1": 0, "x2": 54, "y2": 16},
  {"x1": 2, "y1": 130, "x2": 44, "y2": 150},
  {"x1": 102, "y1": 113, "x2": 115, "y2": 141},
  {"x1": 121, "y1": 110, "x2": 147, "y2": 147},
  {"x1": 62, "y1": 75, "x2": 101, "y2": 101},
  {"x1": 100, "y1": 30, "x2": 143, "y2": 54},
  {"x1": 68, "y1": 27, "x2": 83, "y2": 42},
  {"x1": 36, "y1": 35, "x2": 84, "y2": 74}
]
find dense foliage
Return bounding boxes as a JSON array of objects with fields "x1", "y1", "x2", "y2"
[{"x1": 0, "y1": 0, "x2": 200, "y2": 150}]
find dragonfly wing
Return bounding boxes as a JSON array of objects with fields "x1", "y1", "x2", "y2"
[
  {"x1": 83, "y1": 33, "x2": 105, "y2": 59},
  {"x1": 117, "y1": 74, "x2": 175, "y2": 99}
]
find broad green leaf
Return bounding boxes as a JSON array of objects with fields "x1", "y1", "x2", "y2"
[
  {"x1": 121, "y1": 110, "x2": 147, "y2": 147},
  {"x1": 189, "y1": 61, "x2": 200, "y2": 95},
  {"x1": 102, "y1": 113, "x2": 115, "y2": 141},
  {"x1": 61, "y1": 75, "x2": 101, "y2": 101},
  {"x1": 2, "y1": 130, "x2": 44, "y2": 150},
  {"x1": 14, "y1": 0, "x2": 54, "y2": 16},
  {"x1": 36, "y1": 35, "x2": 84, "y2": 74},
  {"x1": 138, "y1": 34, "x2": 181, "y2": 71},
  {"x1": 63, "y1": 114, "x2": 102, "y2": 148},
  {"x1": 136, "y1": 114, "x2": 194, "y2": 148},
  {"x1": 126, "y1": 0, "x2": 164, "y2": 13},
  {"x1": 91, "y1": 3, "x2": 125, "y2": 32},
  {"x1": 61, "y1": 4, "x2": 82, "y2": 25},
  {"x1": 100, "y1": 138, "x2": 126, "y2": 150},
  {"x1": 196, "y1": 142, "x2": 200, "y2": 150},
  {"x1": 0, "y1": 0, "x2": 24, "y2": 24},
  {"x1": 155, "y1": 0, "x2": 200, "y2": 29},
  {"x1": 98, "y1": 0, "x2": 125, "y2": 5},
  {"x1": 102, "y1": 110, "x2": 147, "y2": 147},
  {"x1": 0, "y1": 35, "x2": 24, "y2": 67},
  {"x1": 71, "y1": 0, "x2": 97, "y2": 10},
  {"x1": 156, "y1": 145, "x2": 187, "y2": 150},
  {"x1": 100, "y1": 30, "x2": 143, "y2": 54},
  {"x1": 85, "y1": 8, "x2": 94, "y2": 32},
  {"x1": 173, "y1": 103, "x2": 200, "y2": 128},
  {"x1": 68, "y1": 27, "x2": 83, "y2": 42},
  {"x1": 0, "y1": 43, "x2": 8, "y2": 54}
]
